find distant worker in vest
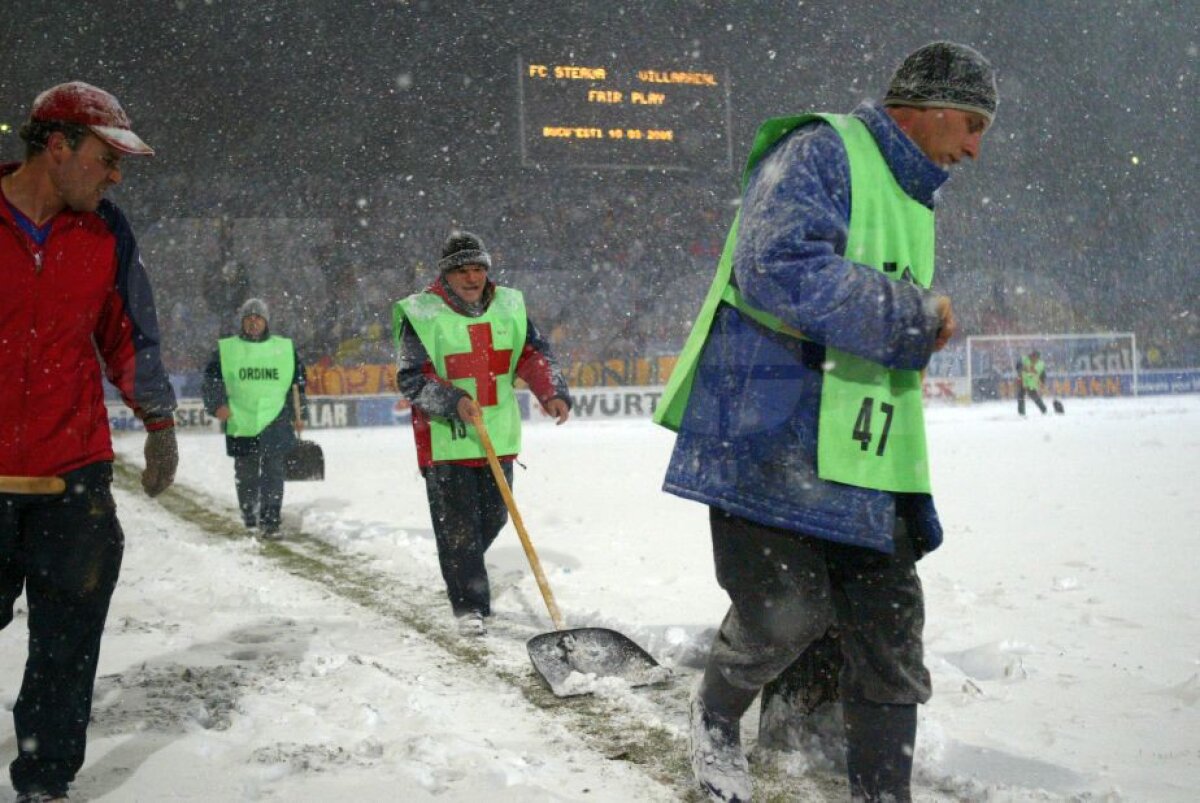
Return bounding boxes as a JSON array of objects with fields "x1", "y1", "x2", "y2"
[
  {"x1": 393, "y1": 231, "x2": 571, "y2": 637},
  {"x1": 1016, "y1": 349, "x2": 1048, "y2": 416},
  {"x1": 202, "y1": 298, "x2": 307, "y2": 538},
  {"x1": 653, "y1": 42, "x2": 997, "y2": 802}
]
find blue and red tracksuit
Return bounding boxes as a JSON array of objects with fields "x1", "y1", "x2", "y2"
[
  {"x1": 0, "y1": 162, "x2": 176, "y2": 477},
  {"x1": 0, "y1": 161, "x2": 176, "y2": 797}
]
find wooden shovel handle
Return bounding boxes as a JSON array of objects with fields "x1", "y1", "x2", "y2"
[
  {"x1": 468, "y1": 413, "x2": 566, "y2": 631},
  {"x1": 291, "y1": 384, "x2": 304, "y2": 439},
  {"x1": 0, "y1": 475, "x2": 66, "y2": 495}
]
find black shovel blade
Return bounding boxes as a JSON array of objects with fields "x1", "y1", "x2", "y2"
[
  {"x1": 527, "y1": 627, "x2": 670, "y2": 697},
  {"x1": 285, "y1": 441, "x2": 325, "y2": 481}
]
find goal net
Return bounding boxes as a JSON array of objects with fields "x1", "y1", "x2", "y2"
[{"x1": 965, "y1": 333, "x2": 1139, "y2": 402}]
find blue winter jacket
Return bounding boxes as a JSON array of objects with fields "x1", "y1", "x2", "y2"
[{"x1": 663, "y1": 102, "x2": 950, "y2": 555}]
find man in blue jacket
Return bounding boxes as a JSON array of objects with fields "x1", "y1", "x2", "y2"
[{"x1": 655, "y1": 42, "x2": 997, "y2": 802}]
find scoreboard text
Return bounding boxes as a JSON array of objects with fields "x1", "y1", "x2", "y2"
[{"x1": 518, "y1": 58, "x2": 732, "y2": 172}]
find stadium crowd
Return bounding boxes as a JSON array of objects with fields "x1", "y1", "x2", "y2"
[{"x1": 141, "y1": 170, "x2": 1197, "y2": 386}]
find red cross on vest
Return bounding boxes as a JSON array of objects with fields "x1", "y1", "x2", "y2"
[{"x1": 444, "y1": 323, "x2": 513, "y2": 407}]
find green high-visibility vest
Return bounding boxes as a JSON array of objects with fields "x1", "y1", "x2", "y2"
[
  {"x1": 1020, "y1": 356, "x2": 1045, "y2": 390},
  {"x1": 394, "y1": 288, "x2": 528, "y2": 461},
  {"x1": 655, "y1": 112, "x2": 935, "y2": 493},
  {"x1": 218, "y1": 335, "x2": 296, "y2": 438}
]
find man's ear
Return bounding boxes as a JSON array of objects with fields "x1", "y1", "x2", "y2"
[{"x1": 46, "y1": 130, "x2": 72, "y2": 162}]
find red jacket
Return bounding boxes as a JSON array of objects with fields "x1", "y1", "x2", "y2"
[{"x1": 0, "y1": 163, "x2": 176, "y2": 477}]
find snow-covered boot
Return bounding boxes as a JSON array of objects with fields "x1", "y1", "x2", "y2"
[
  {"x1": 456, "y1": 611, "x2": 486, "y2": 637},
  {"x1": 844, "y1": 701, "x2": 917, "y2": 803},
  {"x1": 690, "y1": 666, "x2": 758, "y2": 801},
  {"x1": 690, "y1": 696, "x2": 751, "y2": 802}
]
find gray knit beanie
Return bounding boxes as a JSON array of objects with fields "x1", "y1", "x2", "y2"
[
  {"x1": 238, "y1": 297, "x2": 269, "y2": 325},
  {"x1": 437, "y1": 230, "x2": 491, "y2": 273},
  {"x1": 883, "y1": 41, "x2": 997, "y2": 122}
]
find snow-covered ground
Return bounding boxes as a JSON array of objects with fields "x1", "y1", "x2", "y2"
[{"x1": 2, "y1": 395, "x2": 1198, "y2": 801}]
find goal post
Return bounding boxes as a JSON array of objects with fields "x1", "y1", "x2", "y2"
[{"x1": 965, "y1": 332, "x2": 1139, "y2": 402}]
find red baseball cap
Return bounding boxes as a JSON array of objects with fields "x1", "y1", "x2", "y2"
[{"x1": 30, "y1": 81, "x2": 154, "y2": 156}]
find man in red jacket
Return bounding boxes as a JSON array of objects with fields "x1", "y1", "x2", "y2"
[{"x1": 0, "y1": 82, "x2": 178, "y2": 803}]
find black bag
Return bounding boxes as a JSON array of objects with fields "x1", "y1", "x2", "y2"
[
  {"x1": 285, "y1": 439, "x2": 325, "y2": 481},
  {"x1": 285, "y1": 383, "x2": 323, "y2": 481}
]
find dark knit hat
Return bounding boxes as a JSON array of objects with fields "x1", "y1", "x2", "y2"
[
  {"x1": 238, "y1": 297, "x2": 269, "y2": 324},
  {"x1": 883, "y1": 42, "x2": 997, "y2": 122},
  {"x1": 437, "y1": 230, "x2": 491, "y2": 273}
]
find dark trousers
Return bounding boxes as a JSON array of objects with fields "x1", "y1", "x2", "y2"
[
  {"x1": 0, "y1": 462, "x2": 123, "y2": 796},
  {"x1": 230, "y1": 415, "x2": 293, "y2": 528},
  {"x1": 706, "y1": 507, "x2": 930, "y2": 707},
  {"x1": 705, "y1": 508, "x2": 928, "y2": 800},
  {"x1": 424, "y1": 462, "x2": 512, "y2": 617},
  {"x1": 1017, "y1": 385, "x2": 1047, "y2": 415}
]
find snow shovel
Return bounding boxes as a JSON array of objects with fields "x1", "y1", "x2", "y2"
[
  {"x1": 284, "y1": 385, "x2": 325, "y2": 481},
  {"x1": 0, "y1": 475, "x2": 66, "y2": 495},
  {"x1": 468, "y1": 412, "x2": 665, "y2": 698}
]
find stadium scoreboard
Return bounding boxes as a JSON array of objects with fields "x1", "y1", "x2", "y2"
[{"x1": 518, "y1": 57, "x2": 732, "y2": 172}]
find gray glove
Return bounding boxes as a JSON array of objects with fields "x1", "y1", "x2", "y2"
[{"x1": 142, "y1": 425, "x2": 178, "y2": 497}]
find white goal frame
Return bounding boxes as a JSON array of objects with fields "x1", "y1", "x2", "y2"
[{"x1": 965, "y1": 332, "x2": 1140, "y2": 401}]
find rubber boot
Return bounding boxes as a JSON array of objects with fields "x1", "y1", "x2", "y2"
[
  {"x1": 844, "y1": 701, "x2": 918, "y2": 803},
  {"x1": 698, "y1": 663, "x2": 760, "y2": 723},
  {"x1": 691, "y1": 664, "x2": 760, "y2": 802}
]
